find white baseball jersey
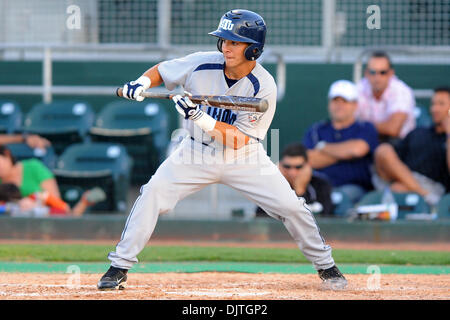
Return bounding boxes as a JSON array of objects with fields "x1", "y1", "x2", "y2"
[
  {"x1": 158, "y1": 51, "x2": 277, "y2": 145},
  {"x1": 107, "y1": 52, "x2": 335, "y2": 272}
]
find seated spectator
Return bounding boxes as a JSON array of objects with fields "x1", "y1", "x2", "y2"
[
  {"x1": 0, "y1": 145, "x2": 105, "y2": 216},
  {"x1": 0, "y1": 183, "x2": 105, "y2": 216},
  {"x1": 0, "y1": 133, "x2": 50, "y2": 149},
  {"x1": 303, "y1": 80, "x2": 379, "y2": 204},
  {"x1": 255, "y1": 143, "x2": 333, "y2": 217},
  {"x1": 356, "y1": 51, "x2": 416, "y2": 144},
  {"x1": 373, "y1": 87, "x2": 450, "y2": 206}
]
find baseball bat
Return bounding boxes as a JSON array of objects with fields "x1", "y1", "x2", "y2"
[{"x1": 116, "y1": 88, "x2": 268, "y2": 112}]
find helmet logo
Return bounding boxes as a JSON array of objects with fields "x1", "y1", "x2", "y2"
[{"x1": 219, "y1": 19, "x2": 234, "y2": 31}]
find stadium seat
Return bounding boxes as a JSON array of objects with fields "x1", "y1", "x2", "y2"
[
  {"x1": 6, "y1": 143, "x2": 57, "y2": 169},
  {"x1": 330, "y1": 187, "x2": 353, "y2": 217},
  {"x1": 413, "y1": 105, "x2": 432, "y2": 128},
  {"x1": 53, "y1": 142, "x2": 133, "y2": 213},
  {"x1": 23, "y1": 100, "x2": 95, "y2": 155},
  {"x1": 89, "y1": 100, "x2": 169, "y2": 185},
  {"x1": 436, "y1": 193, "x2": 450, "y2": 218},
  {"x1": 0, "y1": 100, "x2": 23, "y2": 134},
  {"x1": 356, "y1": 190, "x2": 430, "y2": 219}
]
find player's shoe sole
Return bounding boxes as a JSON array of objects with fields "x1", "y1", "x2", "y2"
[
  {"x1": 97, "y1": 266, "x2": 128, "y2": 291},
  {"x1": 320, "y1": 278, "x2": 348, "y2": 291},
  {"x1": 318, "y1": 265, "x2": 348, "y2": 290},
  {"x1": 97, "y1": 281, "x2": 127, "y2": 291}
]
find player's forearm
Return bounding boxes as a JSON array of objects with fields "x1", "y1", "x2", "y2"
[
  {"x1": 207, "y1": 121, "x2": 250, "y2": 150},
  {"x1": 141, "y1": 64, "x2": 164, "y2": 88},
  {"x1": 321, "y1": 140, "x2": 370, "y2": 160}
]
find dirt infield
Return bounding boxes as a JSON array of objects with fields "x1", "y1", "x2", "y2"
[{"x1": 1, "y1": 272, "x2": 448, "y2": 300}]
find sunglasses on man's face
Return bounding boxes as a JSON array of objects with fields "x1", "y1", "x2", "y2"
[
  {"x1": 282, "y1": 163, "x2": 305, "y2": 170},
  {"x1": 368, "y1": 69, "x2": 390, "y2": 76}
]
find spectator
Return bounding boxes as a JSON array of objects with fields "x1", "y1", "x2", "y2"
[
  {"x1": 356, "y1": 51, "x2": 416, "y2": 143},
  {"x1": 303, "y1": 80, "x2": 379, "y2": 205},
  {"x1": 0, "y1": 133, "x2": 51, "y2": 149},
  {"x1": 373, "y1": 87, "x2": 450, "y2": 206},
  {"x1": 0, "y1": 183, "x2": 106, "y2": 216},
  {"x1": 0, "y1": 145, "x2": 105, "y2": 216},
  {"x1": 255, "y1": 143, "x2": 333, "y2": 216}
]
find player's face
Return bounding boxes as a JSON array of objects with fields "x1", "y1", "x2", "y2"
[
  {"x1": 430, "y1": 91, "x2": 450, "y2": 125},
  {"x1": 280, "y1": 156, "x2": 311, "y2": 183},
  {"x1": 328, "y1": 97, "x2": 357, "y2": 123},
  {"x1": 221, "y1": 40, "x2": 249, "y2": 68},
  {"x1": 365, "y1": 57, "x2": 393, "y2": 94}
]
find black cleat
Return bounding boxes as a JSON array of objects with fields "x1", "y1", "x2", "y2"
[
  {"x1": 97, "y1": 266, "x2": 128, "y2": 290},
  {"x1": 318, "y1": 265, "x2": 348, "y2": 290}
]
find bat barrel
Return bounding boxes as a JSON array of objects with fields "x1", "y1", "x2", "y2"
[{"x1": 116, "y1": 87, "x2": 268, "y2": 112}]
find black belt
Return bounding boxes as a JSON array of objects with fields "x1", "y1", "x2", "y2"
[
  {"x1": 190, "y1": 136, "x2": 261, "y2": 146},
  {"x1": 191, "y1": 136, "x2": 211, "y2": 147}
]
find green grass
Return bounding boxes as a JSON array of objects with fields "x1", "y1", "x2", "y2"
[{"x1": 0, "y1": 244, "x2": 449, "y2": 265}]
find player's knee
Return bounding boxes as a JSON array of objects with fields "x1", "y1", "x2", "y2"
[
  {"x1": 142, "y1": 176, "x2": 172, "y2": 197},
  {"x1": 274, "y1": 195, "x2": 304, "y2": 218}
]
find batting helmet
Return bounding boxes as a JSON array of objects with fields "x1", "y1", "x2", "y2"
[{"x1": 208, "y1": 9, "x2": 266, "y2": 61}]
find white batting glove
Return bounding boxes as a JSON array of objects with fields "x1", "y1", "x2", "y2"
[
  {"x1": 172, "y1": 94, "x2": 203, "y2": 120},
  {"x1": 122, "y1": 76, "x2": 151, "y2": 102},
  {"x1": 172, "y1": 93, "x2": 216, "y2": 132}
]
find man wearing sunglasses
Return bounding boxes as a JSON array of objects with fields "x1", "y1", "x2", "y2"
[
  {"x1": 256, "y1": 143, "x2": 333, "y2": 217},
  {"x1": 357, "y1": 51, "x2": 416, "y2": 143},
  {"x1": 304, "y1": 80, "x2": 379, "y2": 207}
]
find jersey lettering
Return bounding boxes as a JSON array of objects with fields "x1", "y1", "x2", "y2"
[
  {"x1": 207, "y1": 107, "x2": 237, "y2": 125},
  {"x1": 219, "y1": 19, "x2": 234, "y2": 31}
]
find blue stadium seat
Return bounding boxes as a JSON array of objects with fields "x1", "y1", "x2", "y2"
[
  {"x1": 53, "y1": 142, "x2": 133, "y2": 213},
  {"x1": 0, "y1": 100, "x2": 23, "y2": 134},
  {"x1": 89, "y1": 100, "x2": 169, "y2": 185},
  {"x1": 330, "y1": 187, "x2": 353, "y2": 217},
  {"x1": 356, "y1": 190, "x2": 430, "y2": 219},
  {"x1": 413, "y1": 105, "x2": 432, "y2": 128},
  {"x1": 23, "y1": 100, "x2": 95, "y2": 155},
  {"x1": 6, "y1": 143, "x2": 57, "y2": 169},
  {"x1": 436, "y1": 193, "x2": 450, "y2": 219}
]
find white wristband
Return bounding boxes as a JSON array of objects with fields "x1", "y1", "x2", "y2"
[
  {"x1": 136, "y1": 75, "x2": 151, "y2": 90},
  {"x1": 193, "y1": 111, "x2": 216, "y2": 132}
]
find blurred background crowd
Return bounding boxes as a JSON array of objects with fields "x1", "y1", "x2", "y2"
[{"x1": 0, "y1": 0, "x2": 449, "y2": 220}]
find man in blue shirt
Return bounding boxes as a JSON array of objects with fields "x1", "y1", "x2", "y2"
[{"x1": 303, "y1": 80, "x2": 379, "y2": 208}]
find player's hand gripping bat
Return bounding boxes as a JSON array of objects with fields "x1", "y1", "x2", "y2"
[{"x1": 116, "y1": 88, "x2": 268, "y2": 113}]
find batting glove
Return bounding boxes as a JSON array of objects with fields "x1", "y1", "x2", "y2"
[
  {"x1": 172, "y1": 94, "x2": 203, "y2": 120},
  {"x1": 122, "y1": 76, "x2": 151, "y2": 102},
  {"x1": 172, "y1": 93, "x2": 217, "y2": 132}
]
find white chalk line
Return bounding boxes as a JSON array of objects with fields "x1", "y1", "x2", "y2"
[
  {"x1": 0, "y1": 283, "x2": 448, "y2": 299},
  {"x1": 164, "y1": 289, "x2": 271, "y2": 297}
]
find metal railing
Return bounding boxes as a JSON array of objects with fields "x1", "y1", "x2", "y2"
[{"x1": 0, "y1": 44, "x2": 287, "y2": 103}]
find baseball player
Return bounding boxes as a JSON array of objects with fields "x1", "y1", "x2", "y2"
[{"x1": 97, "y1": 9, "x2": 347, "y2": 291}]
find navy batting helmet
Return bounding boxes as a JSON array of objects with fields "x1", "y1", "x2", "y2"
[{"x1": 208, "y1": 9, "x2": 266, "y2": 61}]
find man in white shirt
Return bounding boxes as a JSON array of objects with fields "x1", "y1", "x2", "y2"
[{"x1": 356, "y1": 51, "x2": 416, "y2": 142}]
